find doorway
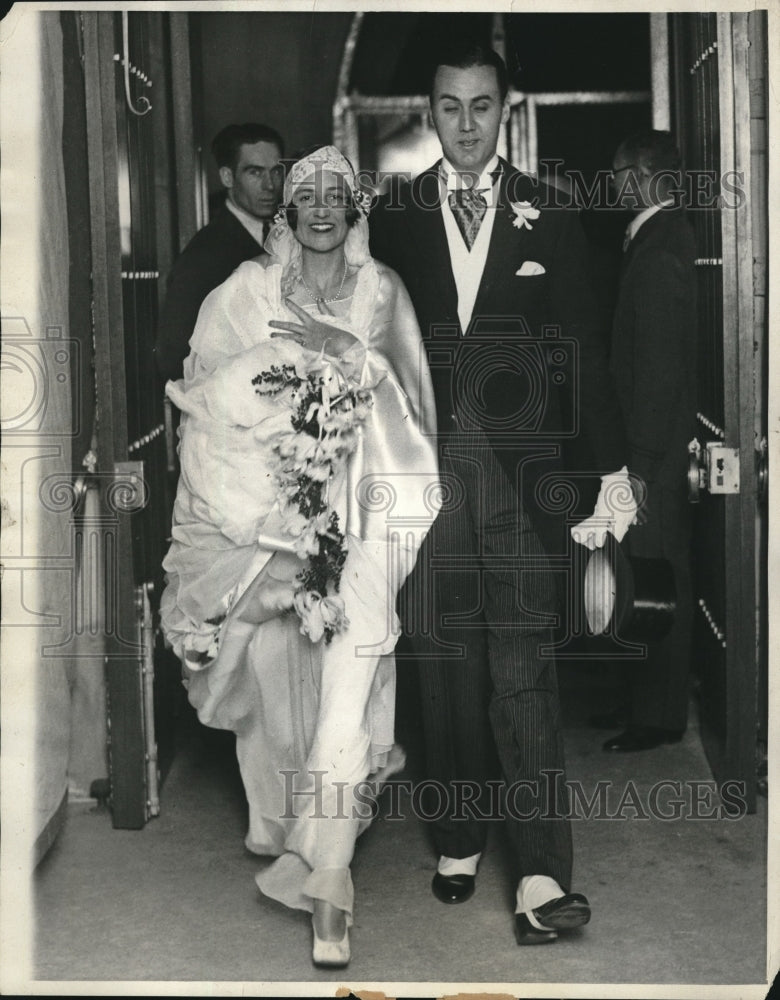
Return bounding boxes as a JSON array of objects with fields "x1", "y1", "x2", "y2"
[{"x1": 73, "y1": 9, "x2": 767, "y2": 828}]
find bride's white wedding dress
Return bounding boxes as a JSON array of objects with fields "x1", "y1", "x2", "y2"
[{"x1": 160, "y1": 254, "x2": 438, "y2": 920}]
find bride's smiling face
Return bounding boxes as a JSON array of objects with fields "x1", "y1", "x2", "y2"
[{"x1": 290, "y1": 169, "x2": 351, "y2": 253}]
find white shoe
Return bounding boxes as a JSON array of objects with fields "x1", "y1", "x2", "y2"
[{"x1": 312, "y1": 924, "x2": 350, "y2": 968}]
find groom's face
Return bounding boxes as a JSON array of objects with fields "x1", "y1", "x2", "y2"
[{"x1": 430, "y1": 63, "x2": 509, "y2": 176}]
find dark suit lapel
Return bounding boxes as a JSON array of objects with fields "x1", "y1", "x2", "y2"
[
  {"x1": 412, "y1": 166, "x2": 460, "y2": 326},
  {"x1": 471, "y1": 163, "x2": 534, "y2": 325}
]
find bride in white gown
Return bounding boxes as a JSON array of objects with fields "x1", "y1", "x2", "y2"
[{"x1": 159, "y1": 146, "x2": 439, "y2": 967}]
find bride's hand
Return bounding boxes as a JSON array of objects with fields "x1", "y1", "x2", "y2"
[{"x1": 269, "y1": 299, "x2": 359, "y2": 357}]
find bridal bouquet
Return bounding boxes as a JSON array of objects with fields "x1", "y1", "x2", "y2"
[{"x1": 252, "y1": 355, "x2": 373, "y2": 643}]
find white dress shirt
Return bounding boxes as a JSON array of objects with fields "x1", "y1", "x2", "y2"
[
  {"x1": 439, "y1": 155, "x2": 500, "y2": 333},
  {"x1": 226, "y1": 196, "x2": 269, "y2": 247}
]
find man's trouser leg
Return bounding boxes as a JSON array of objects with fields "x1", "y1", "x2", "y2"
[{"x1": 402, "y1": 439, "x2": 572, "y2": 885}]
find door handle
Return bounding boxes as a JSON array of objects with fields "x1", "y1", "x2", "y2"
[
  {"x1": 688, "y1": 437, "x2": 741, "y2": 501},
  {"x1": 688, "y1": 438, "x2": 705, "y2": 502}
]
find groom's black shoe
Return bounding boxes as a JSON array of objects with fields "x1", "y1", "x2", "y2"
[
  {"x1": 514, "y1": 893, "x2": 591, "y2": 945},
  {"x1": 514, "y1": 914, "x2": 558, "y2": 945},
  {"x1": 431, "y1": 872, "x2": 475, "y2": 904}
]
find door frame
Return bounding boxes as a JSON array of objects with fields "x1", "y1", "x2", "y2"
[
  {"x1": 699, "y1": 12, "x2": 760, "y2": 811},
  {"x1": 83, "y1": 11, "x2": 149, "y2": 829}
]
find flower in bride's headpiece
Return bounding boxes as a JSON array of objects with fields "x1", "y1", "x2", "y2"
[
  {"x1": 354, "y1": 188, "x2": 374, "y2": 216},
  {"x1": 510, "y1": 200, "x2": 541, "y2": 231}
]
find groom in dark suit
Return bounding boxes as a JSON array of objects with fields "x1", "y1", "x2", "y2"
[{"x1": 370, "y1": 41, "x2": 633, "y2": 944}]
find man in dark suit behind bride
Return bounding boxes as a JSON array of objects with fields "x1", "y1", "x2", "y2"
[
  {"x1": 370, "y1": 39, "x2": 636, "y2": 944},
  {"x1": 155, "y1": 122, "x2": 285, "y2": 382}
]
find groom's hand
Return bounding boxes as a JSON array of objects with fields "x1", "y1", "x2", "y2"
[
  {"x1": 269, "y1": 298, "x2": 359, "y2": 357},
  {"x1": 570, "y1": 466, "x2": 639, "y2": 551}
]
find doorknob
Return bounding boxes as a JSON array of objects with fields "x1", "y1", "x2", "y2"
[{"x1": 688, "y1": 438, "x2": 706, "y2": 502}]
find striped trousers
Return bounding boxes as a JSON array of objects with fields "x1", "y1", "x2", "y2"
[{"x1": 401, "y1": 429, "x2": 573, "y2": 889}]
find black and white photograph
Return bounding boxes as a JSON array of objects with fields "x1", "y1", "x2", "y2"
[{"x1": 0, "y1": 1, "x2": 777, "y2": 996}]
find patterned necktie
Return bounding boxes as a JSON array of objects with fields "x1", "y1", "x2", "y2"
[{"x1": 448, "y1": 187, "x2": 488, "y2": 250}]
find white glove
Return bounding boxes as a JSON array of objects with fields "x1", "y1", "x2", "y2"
[{"x1": 570, "y1": 465, "x2": 638, "y2": 551}]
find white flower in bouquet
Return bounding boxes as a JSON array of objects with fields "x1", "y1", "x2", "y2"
[
  {"x1": 316, "y1": 431, "x2": 355, "y2": 463},
  {"x1": 293, "y1": 589, "x2": 326, "y2": 643},
  {"x1": 279, "y1": 503, "x2": 309, "y2": 539},
  {"x1": 320, "y1": 595, "x2": 348, "y2": 634},
  {"x1": 352, "y1": 397, "x2": 373, "y2": 423},
  {"x1": 278, "y1": 431, "x2": 319, "y2": 468},
  {"x1": 252, "y1": 355, "x2": 374, "y2": 644},
  {"x1": 281, "y1": 480, "x2": 302, "y2": 500},
  {"x1": 293, "y1": 523, "x2": 320, "y2": 560},
  {"x1": 293, "y1": 590, "x2": 348, "y2": 643},
  {"x1": 182, "y1": 616, "x2": 223, "y2": 665},
  {"x1": 293, "y1": 514, "x2": 331, "y2": 560},
  {"x1": 305, "y1": 460, "x2": 333, "y2": 483},
  {"x1": 303, "y1": 399, "x2": 325, "y2": 427},
  {"x1": 321, "y1": 408, "x2": 356, "y2": 433}
]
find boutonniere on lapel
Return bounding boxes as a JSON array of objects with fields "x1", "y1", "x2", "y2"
[{"x1": 510, "y1": 201, "x2": 540, "y2": 231}]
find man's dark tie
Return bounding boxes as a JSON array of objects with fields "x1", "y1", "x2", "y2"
[
  {"x1": 262, "y1": 219, "x2": 271, "y2": 244},
  {"x1": 448, "y1": 188, "x2": 488, "y2": 250}
]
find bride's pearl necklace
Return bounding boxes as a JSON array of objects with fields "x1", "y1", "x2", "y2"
[{"x1": 298, "y1": 255, "x2": 348, "y2": 304}]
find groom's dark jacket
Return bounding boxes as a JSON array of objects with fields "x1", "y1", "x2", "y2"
[{"x1": 369, "y1": 159, "x2": 626, "y2": 557}]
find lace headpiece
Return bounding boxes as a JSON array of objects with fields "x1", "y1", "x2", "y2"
[{"x1": 264, "y1": 145, "x2": 372, "y2": 291}]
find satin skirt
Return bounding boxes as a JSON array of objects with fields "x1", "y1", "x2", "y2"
[{"x1": 184, "y1": 542, "x2": 401, "y2": 921}]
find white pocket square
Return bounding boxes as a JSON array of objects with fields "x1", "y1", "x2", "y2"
[{"x1": 516, "y1": 261, "x2": 546, "y2": 276}]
